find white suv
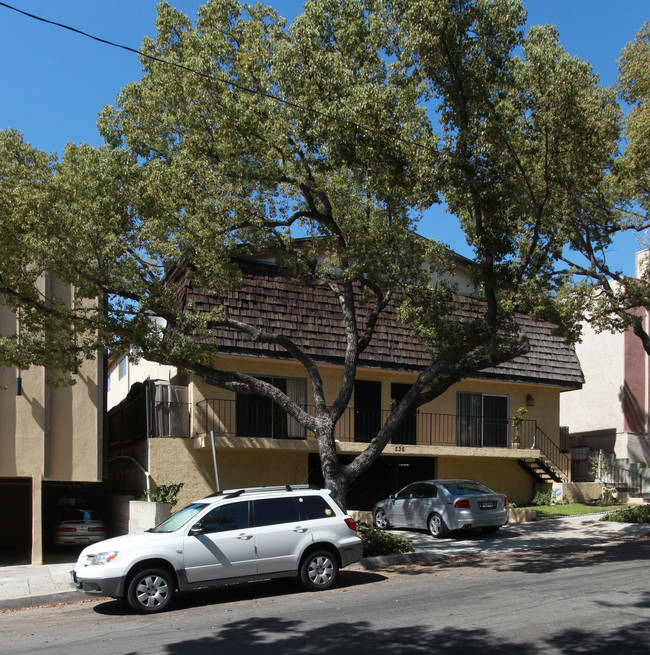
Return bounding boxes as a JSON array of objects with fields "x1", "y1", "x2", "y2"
[{"x1": 71, "y1": 485, "x2": 364, "y2": 613}]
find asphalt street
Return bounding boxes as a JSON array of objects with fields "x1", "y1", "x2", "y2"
[{"x1": 1, "y1": 513, "x2": 648, "y2": 611}]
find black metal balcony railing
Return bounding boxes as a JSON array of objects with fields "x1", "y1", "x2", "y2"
[
  {"x1": 110, "y1": 394, "x2": 570, "y2": 482},
  {"x1": 194, "y1": 398, "x2": 544, "y2": 450}
]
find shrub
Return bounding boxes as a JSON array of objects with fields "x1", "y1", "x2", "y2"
[
  {"x1": 601, "y1": 505, "x2": 650, "y2": 524},
  {"x1": 530, "y1": 490, "x2": 553, "y2": 506},
  {"x1": 356, "y1": 521, "x2": 414, "y2": 557},
  {"x1": 145, "y1": 482, "x2": 184, "y2": 507}
]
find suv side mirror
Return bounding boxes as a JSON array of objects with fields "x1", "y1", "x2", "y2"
[{"x1": 189, "y1": 522, "x2": 205, "y2": 536}]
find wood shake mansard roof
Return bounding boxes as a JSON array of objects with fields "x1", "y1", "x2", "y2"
[{"x1": 176, "y1": 260, "x2": 584, "y2": 390}]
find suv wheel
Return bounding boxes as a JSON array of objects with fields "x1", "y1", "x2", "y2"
[
  {"x1": 300, "y1": 550, "x2": 338, "y2": 591},
  {"x1": 127, "y1": 568, "x2": 175, "y2": 613}
]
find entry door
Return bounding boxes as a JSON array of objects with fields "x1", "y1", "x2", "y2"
[
  {"x1": 457, "y1": 392, "x2": 509, "y2": 448},
  {"x1": 355, "y1": 381, "x2": 381, "y2": 443},
  {"x1": 183, "y1": 500, "x2": 257, "y2": 583},
  {"x1": 482, "y1": 395, "x2": 509, "y2": 447}
]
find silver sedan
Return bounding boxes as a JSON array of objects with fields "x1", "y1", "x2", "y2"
[{"x1": 373, "y1": 479, "x2": 509, "y2": 537}]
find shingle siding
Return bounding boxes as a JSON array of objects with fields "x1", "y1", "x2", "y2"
[{"x1": 176, "y1": 260, "x2": 583, "y2": 389}]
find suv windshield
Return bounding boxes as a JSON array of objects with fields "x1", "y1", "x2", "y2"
[{"x1": 149, "y1": 503, "x2": 207, "y2": 533}]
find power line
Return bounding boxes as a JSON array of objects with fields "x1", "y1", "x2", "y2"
[{"x1": 0, "y1": 1, "x2": 423, "y2": 151}]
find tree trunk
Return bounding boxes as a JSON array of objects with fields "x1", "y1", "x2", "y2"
[{"x1": 315, "y1": 422, "x2": 350, "y2": 511}]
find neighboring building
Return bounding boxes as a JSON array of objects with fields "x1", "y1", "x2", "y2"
[
  {"x1": 107, "y1": 254, "x2": 583, "y2": 511},
  {"x1": 0, "y1": 277, "x2": 104, "y2": 565},
  {"x1": 107, "y1": 348, "x2": 178, "y2": 410},
  {"x1": 561, "y1": 250, "x2": 650, "y2": 477}
]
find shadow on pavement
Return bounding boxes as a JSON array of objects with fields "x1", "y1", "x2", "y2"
[{"x1": 92, "y1": 568, "x2": 388, "y2": 616}]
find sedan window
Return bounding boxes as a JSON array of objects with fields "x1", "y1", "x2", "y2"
[
  {"x1": 396, "y1": 485, "x2": 416, "y2": 500},
  {"x1": 442, "y1": 481, "x2": 492, "y2": 495}
]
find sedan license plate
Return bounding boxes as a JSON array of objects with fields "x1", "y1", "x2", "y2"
[
  {"x1": 479, "y1": 501, "x2": 496, "y2": 510},
  {"x1": 75, "y1": 537, "x2": 90, "y2": 544}
]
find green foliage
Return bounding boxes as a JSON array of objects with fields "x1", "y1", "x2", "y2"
[
  {"x1": 356, "y1": 521, "x2": 414, "y2": 557},
  {"x1": 602, "y1": 505, "x2": 650, "y2": 524},
  {"x1": 145, "y1": 483, "x2": 184, "y2": 507},
  {"x1": 530, "y1": 490, "x2": 554, "y2": 506},
  {"x1": 531, "y1": 503, "x2": 622, "y2": 519}
]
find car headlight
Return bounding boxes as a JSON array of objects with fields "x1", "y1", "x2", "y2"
[{"x1": 90, "y1": 551, "x2": 118, "y2": 565}]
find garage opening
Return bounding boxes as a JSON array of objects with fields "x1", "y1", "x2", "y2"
[
  {"x1": 0, "y1": 478, "x2": 32, "y2": 565},
  {"x1": 308, "y1": 454, "x2": 436, "y2": 511}
]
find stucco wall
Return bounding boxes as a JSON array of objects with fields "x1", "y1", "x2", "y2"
[
  {"x1": 149, "y1": 438, "x2": 309, "y2": 509},
  {"x1": 560, "y1": 322, "x2": 625, "y2": 435},
  {"x1": 1, "y1": 280, "x2": 101, "y2": 564},
  {"x1": 436, "y1": 456, "x2": 534, "y2": 506}
]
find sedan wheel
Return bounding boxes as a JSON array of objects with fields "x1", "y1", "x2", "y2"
[
  {"x1": 300, "y1": 551, "x2": 338, "y2": 591},
  {"x1": 127, "y1": 568, "x2": 175, "y2": 613},
  {"x1": 428, "y1": 512, "x2": 448, "y2": 538},
  {"x1": 374, "y1": 508, "x2": 390, "y2": 530}
]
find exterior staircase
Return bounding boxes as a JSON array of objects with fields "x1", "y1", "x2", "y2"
[{"x1": 517, "y1": 456, "x2": 566, "y2": 484}]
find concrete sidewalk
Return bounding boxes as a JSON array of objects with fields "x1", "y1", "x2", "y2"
[{"x1": 1, "y1": 514, "x2": 648, "y2": 611}]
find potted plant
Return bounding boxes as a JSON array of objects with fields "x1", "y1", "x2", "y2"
[{"x1": 511, "y1": 407, "x2": 527, "y2": 448}]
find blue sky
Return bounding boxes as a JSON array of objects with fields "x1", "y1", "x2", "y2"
[{"x1": 1, "y1": 0, "x2": 648, "y2": 275}]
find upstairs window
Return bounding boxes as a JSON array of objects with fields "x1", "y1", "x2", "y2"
[{"x1": 236, "y1": 377, "x2": 307, "y2": 439}]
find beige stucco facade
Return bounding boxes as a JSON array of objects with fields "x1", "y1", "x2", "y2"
[{"x1": 0, "y1": 278, "x2": 102, "y2": 565}]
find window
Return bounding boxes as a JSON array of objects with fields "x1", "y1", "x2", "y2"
[
  {"x1": 118, "y1": 356, "x2": 127, "y2": 380},
  {"x1": 236, "y1": 377, "x2": 307, "y2": 439},
  {"x1": 296, "y1": 495, "x2": 334, "y2": 520},
  {"x1": 199, "y1": 501, "x2": 250, "y2": 533},
  {"x1": 457, "y1": 392, "x2": 509, "y2": 448},
  {"x1": 253, "y1": 497, "x2": 300, "y2": 526},
  {"x1": 440, "y1": 481, "x2": 492, "y2": 495}
]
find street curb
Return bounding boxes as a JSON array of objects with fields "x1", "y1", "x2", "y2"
[{"x1": 0, "y1": 591, "x2": 86, "y2": 611}]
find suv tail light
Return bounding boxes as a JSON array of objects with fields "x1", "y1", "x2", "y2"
[
  {"x1": 454, "y1": 499, "x2": 471, "y2": 509},
  {"x1": 344, "y1": 518, "x2": 357, "y2": 531}
]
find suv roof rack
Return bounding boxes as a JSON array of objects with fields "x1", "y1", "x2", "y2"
[{"x1": 206, "y1": 484, "x2": 320, "y2": 499}]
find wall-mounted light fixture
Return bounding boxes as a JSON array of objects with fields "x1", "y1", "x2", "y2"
[{"x1": 526, "y1": 394, "x2": 534, "y2": 407}]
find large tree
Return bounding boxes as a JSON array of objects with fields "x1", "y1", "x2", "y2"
[
  {"x1": 550, "y1": 20, "x2": 650, "y2": 354},
  {"x1": 0, "y1": 0, "x2": 628, "y2": 506}
]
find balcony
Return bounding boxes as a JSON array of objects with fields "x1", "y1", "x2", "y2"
[{"x1": 193, "y1": 398, "x2": 540, "y2": 449}]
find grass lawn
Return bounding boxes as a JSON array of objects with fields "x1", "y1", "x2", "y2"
[{"x1": 521, "y1": 503, "x2": 625, "y2": 519}]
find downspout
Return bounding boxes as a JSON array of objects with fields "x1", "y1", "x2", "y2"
[
  {"x1": 210, "y1": 431, "x2": 220, "y2": 492},
  {"x1": 43, "y1": 274, "x2": 51, "y2": 479}
]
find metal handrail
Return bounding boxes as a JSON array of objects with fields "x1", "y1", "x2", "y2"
[{"x1": 601, "y1": 465, "x2": 644, "y2": 493}]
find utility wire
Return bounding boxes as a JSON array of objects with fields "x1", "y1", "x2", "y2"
[{"x1": 0, "y1": 1, "x2": 424, "y2": 150}]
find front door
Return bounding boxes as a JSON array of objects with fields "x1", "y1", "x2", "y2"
[
  {"x1": 183, "y1": 500, "x2": 257, "y2": 583},
  {"x1": 391, "y1": 383, "x2": 417, "y2": 445}
]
